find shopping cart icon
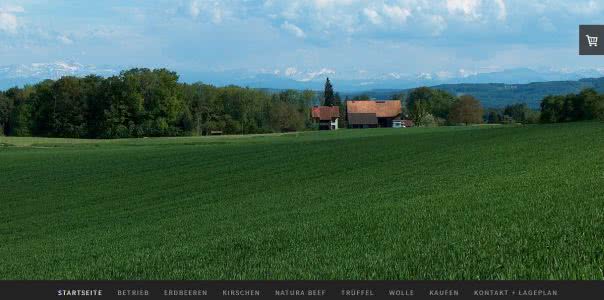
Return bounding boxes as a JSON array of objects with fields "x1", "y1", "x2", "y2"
[{"x1": 586, "y1": 35, "x2": 598, "y2": 47}]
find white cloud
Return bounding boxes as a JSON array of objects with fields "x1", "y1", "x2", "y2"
[
  {"x1": 211, "y1": 7, "x2": 223, "y2": 23},
  {"x1": 281, "y1": 21, "x2": 306, "y2": 38},
  {"x1": 446, "y1": 0, "x2": 481, "y2": 19},
  {"x1": 313, "y1": 0, "x2": 337, "y2": 9},
  {"x1": 0, "y1": 12, "x2": 18, "y2": 33},
  {"x1": 6, "y1": 0, "x2": 604, "y2": 79},
  {"x1": 0, "y1": 5, "x2": 23, "y2": 34},
  {"x1": 255, "y1": 1, "x2": 453, "y2": 41},
  {"x1": 382, "y1": 4, "x2": 411, "y2": 24},
  {"x1": 187, "y1": 1, "x2": 224, "y2": 23},
  {"x1": 494, "y1": 0, "x2": 506, "y2": 21},
  {"x1": 189, "y1": 1, "x2": 201, "y2": 18},
  {"x1": 57, "y1": 35, "x2": 73, "y2": 45},
  {"x1": 445, "y1": 0, "x2": 507, "y2": 22},
  {"x1": 568, "y1": 0, "x2": 601, "y2": 15},
  {"x1": 363, "y1": 8, "x2": 382, "y2": 25},
  {"x1": 427, "y1": 15, "x2": 447, "y2": 36},
  {"x1": 0, "y1": 4, "x2": 24, "y2": 13}
]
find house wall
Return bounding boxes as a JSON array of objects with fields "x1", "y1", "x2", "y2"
[{"x1": 318, "y1": 119, "x2": 339, "y2": 130}]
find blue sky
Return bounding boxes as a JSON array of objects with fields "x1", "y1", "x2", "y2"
[{"x1": 1, "y1": 0, "x2": 604, "y2": 80}]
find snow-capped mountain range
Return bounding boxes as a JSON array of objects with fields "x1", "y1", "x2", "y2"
[
  {"x1": 0, "y1": 62, "x2": 116, "y2": 80},
  {"x1": 0, "y1": 62, "x2": 118, "y2": 89},
  {"x1": 2, "y1": 61, "x2": 604, "y2": 92}
]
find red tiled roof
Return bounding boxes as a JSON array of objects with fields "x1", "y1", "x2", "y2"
[
  {"x1": 311, "y1": 106, "x2": 340, "y2": 121},
  {"x1": 346, "y1": 100, "x2": 402, "y2": 118}
]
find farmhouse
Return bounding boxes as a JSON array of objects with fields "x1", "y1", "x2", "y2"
[
  {"x1": 346, "y1": 100, "x2": 408, "y2": 128},
  {"x1": 311, "y1": 106, "x2": 340, "y2": 130}
]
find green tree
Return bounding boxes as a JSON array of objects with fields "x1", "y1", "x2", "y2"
[
  {"x1": 323, "y1": 77, "x2": 336, "y2": 106},
  {"x1": 391, "y1": 93, "x2": 409, "y2": 117},
  {"x1": 540, "y1": 95, "x2": 566, "y2": 123},
  {"x1": 539, "y1": 89, "x2": 604, "y2": 123},
  {"x1": 334, "y1": 92, "x2": 342, "y2": 106},
  {"x1": 485, "y1": 108, "x2": 503, "y2": 124},
  {"x1": 5, "y1": 86, "x2": 34, "y2": 136},
  {"x1": 48, "y1": 77, "x2": 90, "y2": 138},
  {"x1": 579, "y1": 88, "x2": 604, "y2": 120},
  {"x1": 410, "y1": 100, "x2": 430, "y2": 125},
  {"x1": 351, "y1": 94, "x2": 370, "y2": 100},
  {"x1": 270, "y1": 101, "x2": 304, "y2": 132},
  {"x1": 0, "y1": 68, "x2": 327, "y2": 138},
  {"x1": 122, "y1": 68, "x2": 184, "y2": 136},
  {"x1": 448, "y1": 95, "x2": 484, "y2": 125},
  {"x1": 182, "y1": 83, "x2": 217, "y2": 135},
  {"x1": 30, "y1": 80, "x2": 56, "y2": 136},
  {"x1": 407, "y1": 87, "x2": 456, "y2": 119},
  {"x1": 0, "y1": 92, "x2": 12, "y2": 135},
  {"x1": 80, "y1": 75, "x2": 106, "y2": 137},
  {"x1": 503, "y1": 103, "x2": 540, "y2": 124},
  {"x1": 94, "y1": 75, "x2": 144, "y2": 138},
  {"x1": 301, "y1": 90, "x2": 316, "y2": 128}
]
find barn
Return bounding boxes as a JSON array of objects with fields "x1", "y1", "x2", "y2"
[
  {"x1": 346, "y1": 100, "x2": 403, "y2": 128},
  {"x1": 311, "y1": 106, "x2": 340, "y2": 130}
]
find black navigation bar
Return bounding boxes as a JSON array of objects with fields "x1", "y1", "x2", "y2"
[{"x1": 0, "y1": 281, "x2": 603, "y2": 300}]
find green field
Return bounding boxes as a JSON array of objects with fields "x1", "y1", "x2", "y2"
[{"x1": 1, "y1": 122, "x2": 603, "y2": 280}]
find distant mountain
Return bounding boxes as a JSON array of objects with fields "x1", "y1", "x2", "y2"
[
  {"x1": 351, "y1": 77, "x2": 604, "y2": 109},
  {"x1": 180, "y1": 67, "x2": 604, "y2": 93},
  {"x1": 0, "y1": 62, "x2": 117, "y2": 89},
  {"x1": 4, "y1": 62, "x2": 604, "y2": 93},
  {"x1": 3, "y1": 63, "x2": 604, "y2": 108}
]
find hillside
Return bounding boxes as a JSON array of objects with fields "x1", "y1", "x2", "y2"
[
  {"x1": 1, "y1": 123, "x2": 603, "y2": 279},
  {"x1": 353, "y1": 77, "x2": 604, "y2": 108}
]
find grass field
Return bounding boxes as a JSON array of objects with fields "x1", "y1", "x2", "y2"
[{"x1": 1, "y1": 122, "x2": 603, "y2": 280}]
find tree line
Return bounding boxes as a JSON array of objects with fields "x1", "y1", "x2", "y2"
[
  {"x1": 403, "y1": 87, "x2": 485, "y2": 126},
  {"x1": 540, "y1": 88, "x2": 604, "y2": 123},
  {"x1": 2, "y1": 70, "x2": 603, "y2": 138},
  {"x1": 0, "y1": 68, "x2": 318, "y2": 138},
  {"x1": 401, "y1": 86, "x2": 604, "y2": 126}
]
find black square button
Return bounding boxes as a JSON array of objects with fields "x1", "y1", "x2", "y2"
[{"x1": 580, "y1": 25, "x2": 604, "y2": 55}]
